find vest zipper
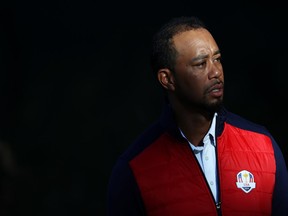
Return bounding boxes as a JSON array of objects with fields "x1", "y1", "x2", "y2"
[
  {"x1": 216, "y1": 201, "x2": 222, "y2": 216},
  {"x1": 215, "y1": 136, "x2": 222, "y2": 216},
  {"x1": 186, "y1": 142, "x2": 222, "y2": 215}
]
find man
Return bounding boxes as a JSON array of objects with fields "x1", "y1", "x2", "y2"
[{"x1": 107, "y1": 16, "x2": 288, "y2": 215}]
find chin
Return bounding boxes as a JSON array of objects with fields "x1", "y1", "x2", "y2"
[{"x1": 206, "y1": 100, "x2": 223, "y2": 113}]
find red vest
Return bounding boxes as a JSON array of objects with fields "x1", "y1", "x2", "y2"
[{"x1": 130, "y1": 122, "x2": 276, "y2": 216}]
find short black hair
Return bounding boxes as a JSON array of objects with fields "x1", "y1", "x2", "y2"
[{"x1": 150, "y1": 16, "x2": 207, "y2": 76}]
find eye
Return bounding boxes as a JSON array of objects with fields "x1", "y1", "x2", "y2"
[
  {"x1": 214, "y1": 56, "x2": 222, "y2": 63},
  {"x1": 195, "y1": 61, "x2": 206, "y2": 68}
]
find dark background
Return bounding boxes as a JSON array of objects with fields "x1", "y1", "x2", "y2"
[{"x1": 0, "y1": 1, "x2": 287, "y2": 215}]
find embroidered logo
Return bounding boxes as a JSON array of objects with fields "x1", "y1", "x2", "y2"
[{"x1": 236, "y1": 170, "x2": 256, "y2": 193}]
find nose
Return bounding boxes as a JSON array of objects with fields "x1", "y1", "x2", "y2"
[{"x1": 208, "y1": 61, "x2": 222, "y2": 79}]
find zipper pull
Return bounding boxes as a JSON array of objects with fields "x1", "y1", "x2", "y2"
[{"x1": 216, "y1": 201, "x2": 221, "y2": 209}]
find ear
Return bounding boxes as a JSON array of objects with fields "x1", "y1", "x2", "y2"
[{"x1": 157, "y1": 68, "x2": 175, "y2": 91}]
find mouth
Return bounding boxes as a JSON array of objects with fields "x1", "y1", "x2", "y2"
[{"x1": 208, "y1": 82, "x2": 224, "y2": 98}]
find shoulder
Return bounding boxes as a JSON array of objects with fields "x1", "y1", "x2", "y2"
[
  {"x1": 218, "y1": 107, "x2": 269, "y2": 136},
  {"x1": 120, "y1": 120, "x2": 166, "y2": 163}
]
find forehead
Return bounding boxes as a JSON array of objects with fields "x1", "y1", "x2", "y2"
[{"x1": 173, "y1": 28, "x2": 219, "y2": 56}]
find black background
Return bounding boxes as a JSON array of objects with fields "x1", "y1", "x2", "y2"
[{"x1": 1, "y1": 1, "x2": 288, "y2": 215}]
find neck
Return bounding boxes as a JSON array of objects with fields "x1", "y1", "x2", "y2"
[{"x1": 171, "y1": 102, "x2": 214, "y2": 146}]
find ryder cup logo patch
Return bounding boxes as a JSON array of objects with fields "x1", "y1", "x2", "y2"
[{"x1": 236, "y1": 170, "x2": 256, "y2": 193}]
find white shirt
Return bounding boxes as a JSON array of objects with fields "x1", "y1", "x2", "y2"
[{"x1": 180, "y1": 113, "x2": 218, "y2": 202}]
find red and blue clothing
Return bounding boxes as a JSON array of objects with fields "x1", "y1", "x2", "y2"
[{"x1": 107, "y1": 105, "x2": 288, "y2": 216}]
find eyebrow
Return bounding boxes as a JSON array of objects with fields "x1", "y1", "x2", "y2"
[{"x1": 190, "y1": 49, "x2": 221, "y2": 63}]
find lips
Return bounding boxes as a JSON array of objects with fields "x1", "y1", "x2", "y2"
[{"x1": 208, "y1": 83, "x2": 224, "y2": 97}]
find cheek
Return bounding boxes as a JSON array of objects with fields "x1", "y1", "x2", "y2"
[
  {"x1": 184, "y1": 74, "x2": 203, "y2": 90},
  {"x1": 181, "y1": 77, "x2": 202, "y2": 96},
  {"x1": 174, "y1": 70, "x2": 205, "y2": 95}
]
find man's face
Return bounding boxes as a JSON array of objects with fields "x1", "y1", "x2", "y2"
[{"x1": 171, "y1": 28, "x2": 224, "y2": 112}]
